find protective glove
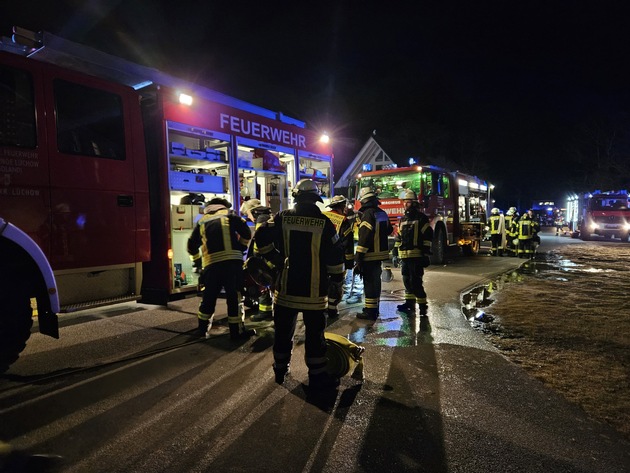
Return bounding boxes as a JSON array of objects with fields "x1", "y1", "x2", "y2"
[{"x1": 353, "y1": 253, "x2": 364, "y2": 279}]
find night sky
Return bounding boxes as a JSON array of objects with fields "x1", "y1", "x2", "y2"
[{"x1": 2, "y1": 1, "x2": 629, "y2": 208}]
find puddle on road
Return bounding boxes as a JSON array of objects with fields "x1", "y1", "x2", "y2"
[{"x1": 461, "y1": 252, "x2": 588, "y2": 333}]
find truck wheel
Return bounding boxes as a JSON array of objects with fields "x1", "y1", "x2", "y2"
[
  {"x1": 462, "y1": 240, "x2": 480, "y2": 256},
  {"x1": 430, "y1": 227, "x2": 445, "y2": 265},
  {"x1": 0, "y1": 280, "x2": 33, "y2": 373}
]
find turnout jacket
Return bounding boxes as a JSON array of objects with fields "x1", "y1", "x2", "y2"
[
  {"x1": 323, "y1": 210, "x2": 355, "y2": 268},
  {"x1": 254, "y1": 202, "x2": 344, "y2": 310},
  {"x1": 394, "y1": 205, "x2": 433, "y2": 259},
  {"x1": 355, "y1": 202, "x2": 394, "y2": 262},
  {"x1": 187, "y1": 209, "x2": 251, "y2": 267}
]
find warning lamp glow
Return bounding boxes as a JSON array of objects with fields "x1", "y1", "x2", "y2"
[
  {"x1": 179, "y1": 93, "x2": 193, "y2": 106},
  {"x1": 319, "y1": 133, "x2": 330, "y2": 144},
  {"x1": 167, "y1": 249, "x2": 174, "y2": 260}
]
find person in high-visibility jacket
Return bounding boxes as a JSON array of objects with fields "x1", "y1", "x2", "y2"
[
  {"x1": 187, "y1": 197, "x2": 256, "y2": 340},
  {"x1": 353, "y1": 187, "x2": 394, "y2": 320},
  {"x1": 393, "y1": 190, "x2": 433, "y2": 315},
  {"x1": 488, "y1": 207, "x2": 505, "y2": 256},
  {"x1": 254, "y1": 179, "x2": 345, "y2": 390},
  {"x1": 504, "y1": 207, "x2": 519, "y2": 257},
  {"x1": 322, "y1": 195, "x2": 355, "y2": 319},
  {"x1": 517, "y1": 212, "x2": 537, "y2": 258}
]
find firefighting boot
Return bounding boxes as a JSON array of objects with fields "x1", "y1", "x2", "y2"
[
  {"x1": 355, "y1": 309, "x2": 378, "y2": 321},
  {"x1": 229, "y1": 323, "x2": 256, "y2": 341},
  {"x1": 197, "y1": 318, "x2": 209, "y2": 337},
  {"x1": 273, "y1": 363, "x2": 290, "y2": 385},
  {"x1": 251, "y1": 310, "x2": 273, "y2": 322},
  {"x1": 327, "y1": 308, "x2": 339, "y2": 319},
  {"x1": 396, "y1": 300, "x2": 416, "y2": 313}
]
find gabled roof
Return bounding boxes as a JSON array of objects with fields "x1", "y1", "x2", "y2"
[{"x1": 335, "y1": 133, "x2": 397, "y2": 189}]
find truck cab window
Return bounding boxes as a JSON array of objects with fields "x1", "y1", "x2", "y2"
[
  {"x1": 54, "y1": 79, "x2": 125, "y2": 160},
  {"x1": 0, "y1": 65, "x2": 36, "y2": 148}
]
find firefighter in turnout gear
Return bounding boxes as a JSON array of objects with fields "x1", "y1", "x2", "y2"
[
  {"x1": 393, "y1": 190, "x2": 433, "y2": 316},
  {"x1": 241, "y1": 198, "x2": 274, "y2": 321},
  {"x1": 254, "y1": 179, "x2": 345, "y2": 390},
  {"x1": 323, "y1": 195, "x2": 355, "y2": 319},
  {"x1": 504, "y1": 207, "x2": 519, "y2": 257},
  {"x1": 354, "y1": 187, "x2": 394, "y2": 320},
  {"x1": 488, "y1": 207, "x2": 506, "y2": 256},
  {"x1": 517, "y1": 211, "x2": 537, "y2": 258},
  {"x1": 187, "y1": 198, "x2": 257, "y2": 340}
]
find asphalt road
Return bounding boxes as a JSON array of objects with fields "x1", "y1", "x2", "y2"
[{"x1": 1, "y1": 230, "x2": 629, "y2": 472}]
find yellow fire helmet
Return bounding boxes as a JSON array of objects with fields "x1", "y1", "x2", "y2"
[{"x1": 324, "y1": 332, "x2": 365, "y2": 381}]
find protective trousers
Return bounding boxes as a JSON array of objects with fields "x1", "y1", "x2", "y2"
[
  {"x1": 273, "y1": 305, "x2": 328, "y2": 376},
  {"x1": 400, "y1": 258, "x2": 427, "y2": 313},
  {"x1": 362, "y1": 260, "x2": 383, "y2": 316},
  {"x1": 199, "y1": 260, "x2": 245, "y2": 333}
]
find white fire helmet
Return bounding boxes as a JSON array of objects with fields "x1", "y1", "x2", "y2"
[
  {"x1": 292, "y1": 179, "x2": 323, "y2": 203},
  {"x1": 327, "y1": 195, "x2": 348, "y2": 208},
  {"x1": 491, "y1": 207, "x2": 500, "y2": 215},
  {"x1": 401, "y1": 189, "x2": 418, "y2": 201},
  {"x1": 358, "y1": 187, "x2": 377, "y2": 204}
]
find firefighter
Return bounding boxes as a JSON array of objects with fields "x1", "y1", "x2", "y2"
[
  {"x1": 187, "y1": 197, "x2": 257, "y2": 340},
  {"x1": 323, "y1": 195, "x2": 355, "y2": 319},
  {"x1": 241, "y1": 198, "x2": 274, "y2": 321},
  {"x1": 488, "y1": 207, "x2": 505, "y2": 256},
  {"x1": 517, "y1": 211, "x2": 537, "y2": 258},
  {"x1": 354, "y1": 187, "x2": 394, "y2": 320},
  {"x1": 254, "y1": 179, "x2": 345, "y2": 389},
  {"x1": 504, "y1": 207, "x2": 519, "y2": 256},
  {"x1": 393, "y1": 190, "x2": 433, "y2": 316}
]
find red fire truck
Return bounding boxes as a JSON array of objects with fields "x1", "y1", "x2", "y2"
[
  {"x1": 0, "y1": 27, "x2": 333, "y2": 371},
  {"x1": 349, "y1": 165, "x2": 491, "y2": 264},
  {"x1": 566, "y1": 190, "x2": 630, "y2": 241}
]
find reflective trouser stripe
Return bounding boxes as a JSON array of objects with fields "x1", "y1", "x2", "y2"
[{"x1": 365, "y1": 297, "x2": 379, "y2": 310}]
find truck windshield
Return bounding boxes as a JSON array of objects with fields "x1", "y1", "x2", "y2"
[
  {"x1": 591, "y1": 197, "x2": 629, "y2": 210},
  {"x1": 357, "y1": 172, "x2": 423, "y2": 198}
]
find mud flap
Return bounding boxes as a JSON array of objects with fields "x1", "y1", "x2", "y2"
[{"x1": 38, "y1": 310, "x2": 59, "y2": 339}]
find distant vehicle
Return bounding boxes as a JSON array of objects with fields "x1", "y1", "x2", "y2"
[
  {"x1": 348, "y1": 165, "x2": 491, "y2": 265},
  {"x1": 0, "y1": 27, "x2": 332, "y2": 372},
  {"x1": 566, "y1": 190, "x2": 630, "y2": 241}
]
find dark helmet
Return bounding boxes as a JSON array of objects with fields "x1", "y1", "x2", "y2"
[
  {"x1": 206, "y1": 197, "x2": 232, "y2": 209},
  {"x1": 292, "y1": 179, "x2": 323, "y2": 203},
  {"x1": 327, "y1": 195, "x2": 348, "y2": 208}
]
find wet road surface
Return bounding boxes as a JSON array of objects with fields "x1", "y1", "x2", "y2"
[{"x1": 1, "y1": 231, "x2": 629, "y2": 472}]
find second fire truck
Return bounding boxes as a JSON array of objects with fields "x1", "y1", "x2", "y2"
[
  {"x1": 349, "y1": 165, "x2": 491, "y2": 264},
  {"x1": 566, "y1": 190, "x2": 630, "y2": 241}
]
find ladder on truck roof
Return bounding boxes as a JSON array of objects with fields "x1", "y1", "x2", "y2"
[{"x1": 1, "y1": 26, "x2": 305, "y2": 126}]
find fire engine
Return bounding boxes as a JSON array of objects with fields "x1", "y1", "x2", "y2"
[
  {"x1": 566, "y1": 190, "x2": 630, "y2": 241},
  {"x1": 349, "y1": 165, "x2": 491, "y2": 264},
  {"x1": 0, "y1": 27, "x2": 333, "y2": 371}
]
